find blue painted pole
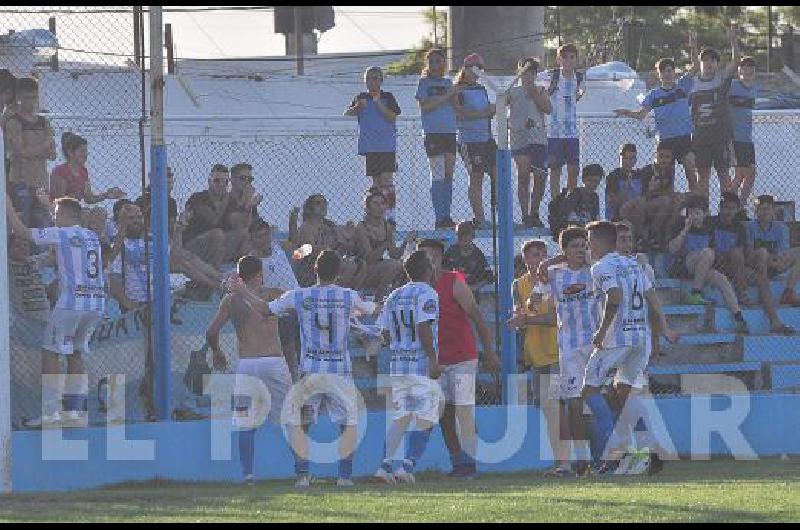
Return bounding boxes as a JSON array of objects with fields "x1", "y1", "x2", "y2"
[
  {"x1": 495, "y1": 93, "x2": 518, "y2": 405},
  {"x1": 150, "y1": 6, "x2": 171, "y2": 421}
]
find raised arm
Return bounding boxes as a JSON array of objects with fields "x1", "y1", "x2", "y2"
[{"x1": 725, "y1": 23, "x2": 741, "y2": 78}]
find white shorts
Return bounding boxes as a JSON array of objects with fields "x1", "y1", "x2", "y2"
[
  {"x1": 43, "y1": 308, "x2": 102, "y2": 356},
  {"x1": 559, "y1": 346, "x2": 592, "y2": 399},
  {"x1": 439, "y1": 359, "x2": 478, "y2": 406},
  {"x1": 233, "y1": 356, "x2": 292, "y2": 429},
  {"x1": 584, "y1": 343, "x2": 648, "y2": 389},
  {"x1": 390, "y1": 374, "x2": 444, "y2": 424},
  {"x1": 284, "y1": 373, "x2": 360, "y2": 426},
  {"x1": 617, "y1": 333, "x2": 652, "y2": 389}
]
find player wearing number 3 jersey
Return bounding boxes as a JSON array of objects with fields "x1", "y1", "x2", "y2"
[{"x1": 5, "y1": 196, "x2": 106, "y2": 427}]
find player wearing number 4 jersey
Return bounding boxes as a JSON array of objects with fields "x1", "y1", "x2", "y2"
[
  {"x1": 6, "y1": 196, "x2": 106, "y2": 428},
  {"x1": 231, "y1": 249, "x2": 379, "y2": 489},
  {"x1": 374, "y1": 250, "x2": 443, "y2": 485},
  {"x1": 584, "y1": 221, "x2": 678, "y2": 472}
]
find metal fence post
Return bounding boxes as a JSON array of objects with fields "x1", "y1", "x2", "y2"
[
  {"x1": 1, "y1": 129, "x2": 13, "y2": 493},
  {"x1": 495, "y1": 93, "x2": 518, "y2": 405},
  {"x1": 149, "y1": 6, "x2": 172, "y2": 421}
]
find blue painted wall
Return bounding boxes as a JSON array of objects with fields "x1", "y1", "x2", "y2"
[{"x1": 11, "y1": 394, "x2": 800, "y2": 493}]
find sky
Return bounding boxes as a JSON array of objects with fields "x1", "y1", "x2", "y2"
[{"x1": 0, "y1": 6, "x2": 432, "y2": 60}]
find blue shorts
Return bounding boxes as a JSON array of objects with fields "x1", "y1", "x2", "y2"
[
  {"x1": 547, "y1": 137, "x2": 580, "y2": 168},
  {"x1": 511, "y1": 143, "x2": 547, "y2": 173}
]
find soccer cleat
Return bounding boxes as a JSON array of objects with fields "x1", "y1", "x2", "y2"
[
  {"x1": 647, "y1": 452, "x2": 664, "y2": 475},
  {"x1": 374, "y1": 467, "x2": 396, "y2": 485},
  {"x1": 295, "y1": 474, "x2": 311, "y2": 490},
  {"x1": 244, "y1": 474, "x2": 256, "y2": 486},
  {"x1": 593, "y1": 460, "x2": 619, "y2": 476},
  {"x1": 613, "y1": 453, "x2": 636, "y2": 475},
  {"x1": 686, "y1": 292, "x2": 709, "y2": 305},
  {"x1": 544, "y1": 465, "x2": 573, "y2": 478},
  {"x1": 624, "y1": 451, "x2": 651, "y2": 475},
  {"x1": 336, "y1": 478, "x2": 355, "y2": 488},
  {"x1": 575, "y1": 461, "x2": 592, "y2": 478},
  {"x1": 394, "y1": 468, "x2": 416, "y2": 485}
]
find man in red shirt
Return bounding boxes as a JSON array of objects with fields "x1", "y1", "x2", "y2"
[{"x1": 417, "y1": 239, "x2": 501, "y2": 478}]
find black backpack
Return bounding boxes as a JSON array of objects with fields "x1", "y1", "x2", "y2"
[{"x1": 548, "y1": 68, "x2": 585, "y2": 96}]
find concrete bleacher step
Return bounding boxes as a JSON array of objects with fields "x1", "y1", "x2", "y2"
[
  {"x1": 656, "y1": 332, "x2": 741, "y2": 365},
  {"x1": 769, "y1": 363, "x2": 800, "y2": 390},
  {"x1": 715, "y1": 307, "x2": 800, "y2": 334},
  {"x1": 743, "y1": 335, "x2": 800, "y2": 362},
  {"x1": 663, "y1": 304, "x2": 714, "y2": 333}
]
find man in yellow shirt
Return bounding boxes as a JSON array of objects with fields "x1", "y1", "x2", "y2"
[{"x1": 507, "y1": 239, "x2": 571, "y2": 477}]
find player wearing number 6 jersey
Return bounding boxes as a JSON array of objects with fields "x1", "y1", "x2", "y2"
[
  {"x1": 583, "y1": 222, "x2": 678, "y2": 471},
  {"x1": 230, "y1": 249, "x2": 379, "y2": 488},
  {"x1": 6, "y1": 196, "x2": 106, "y2": 428},
  {"x1": 374, "y1": 250, "x2": 443, "y2": 485}
]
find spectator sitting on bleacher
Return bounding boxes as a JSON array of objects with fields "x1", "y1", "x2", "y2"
[
  {"x1": 638, "y1": 144, "x2": 686, "y2": 251},
  {"x1": 227, "y1": 163, "x2": 265, "y2": 231},
  {"x1": 713, "y1": 193, "x2": 795, "y2": 334},
  {"x1": 135, "y1": 166, "x2": 178, "y2": 230},
  {"x1": 5, "y1": 77, "x2": 55, "y2": 228},
  {"x1": 547, "y1": 163, "x2": 602, "y2": 240},
  {"x1": 746, "y1": 194, "x2": 800, "y2": 307},
  {"x1": 667, "y1": 193, "x2": 749, "y2": 333},
  {"x1": 354, "y1": 188, "x2": 414, "y2": 298},
  {"x1": 605, "y1": 143, "x2": 647, "y2": 222},
  {"x1": 443, "y1": 220, "x2": 494, "y2": 298},
  {"x1": 183, "y1": 164, "x2": 249, "y2": 272},
  {"x1": 169, "y1": 209, "x2": 224, "y2": 299},
  {"x1": 49, "y1": 132, "x2": 126, "y2": 205}
]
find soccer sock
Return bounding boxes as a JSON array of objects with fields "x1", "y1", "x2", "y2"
[
  {"x1": 64, "y1": 374, "x2": 88, "y2": 412},
  {"x1": 338, "y1": 457, "x2": 354, "y2": 480},
  {"x1": 406, "y1": 427, "x2": 434, "y2": 467},
  {"x1": 585, "y1": 394, "x2": 615, "y2": 458},
  {"x1": 238, "y1": 429, "x2": 256, "y2": 477}
]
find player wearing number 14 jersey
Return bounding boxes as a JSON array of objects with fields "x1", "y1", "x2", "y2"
[
  {"x1": 374, "y1": 250, "x2": 443, "y2": 485},
  {"x1": 6, "y1": 196, "x2": 106, "y2": 427}
]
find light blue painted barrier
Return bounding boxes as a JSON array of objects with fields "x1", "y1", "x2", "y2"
[
  {"x1": 744, "y1": 336, "x2": 800, "y2": 362},
  {"x1": 11, "y1": 394, "x2": 800, "y2": 493},
  {"x1": 770, "y1": 364, "x2": 800, "y2": 390}
]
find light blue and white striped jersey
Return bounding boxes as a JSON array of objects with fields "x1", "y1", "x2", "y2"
[
  {"x1": 268, "y1": 285, "x2": 376, "y2": 376},
  {"x1": 31, "y1": 226, "x2": 106, "y2": 313},
  {"x1": 110, "y1": 238, "x2": 153, "y2": 303},
  {"x1": 378, "y1": 281, "x2": 439, "y2": 376},
  {"x1": 548, "y1": 71, "x2": 584, "y2": 139},
  {"x1": 539, "y1": 264, "x2": 601, "y2": 352},
  {"x1": 590, "y1": 252, "x2": 652, "y2": 349}
]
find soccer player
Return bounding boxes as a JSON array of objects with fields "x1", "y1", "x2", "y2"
[
  {"x1": 506, "y1": 239, "x2": 570, "y2": 477},
  {"x1": 106, "y1": 203, "x2": 152, "y2": 312},
  {"x1": 583, "y1": 221, "x2": 677, "y2": 471},
  {"x1": 344, "y1": 66, "x2": 401, "y2": 224},
  {"x1": 374, "y1": 250, "x2": 443, "y2": 484},
  {"x1": 728, "y1": 56, "x2": 757, "y2": 204},
  {"x1": 685, "y1": 23, "x2": 740, "y2": 198},
  {"x1": 6, "y1": 195, "x2": 106, "y2": 427},
  {"x1": 417, "y1": 238, "x2": 501, "y2": 479},
  {"x1": 416, "y1": 48, "x2": 460, "y2": 229},
  {"x1": 206, "y1": 256, "x2": 295, "y2": 485},
  {"x1": 456, "y1": 53, "x2": 497, "y2": 229},
  {"x1": 546, "y1": 43, "x2": 586, "y2": 202},
  {"x1": 507, "y1": 57, "x2": 551, "y2": 228},
  {"x1": 614, "y1": 57, "x2": 697, "y2": 192},
  {"x1": 230, "y1": 249, "x2": 379, "y2": 488}
]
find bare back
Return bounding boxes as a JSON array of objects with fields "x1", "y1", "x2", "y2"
[{"x1": 228, "y1": 288, "x2": 283, "y2": 358}]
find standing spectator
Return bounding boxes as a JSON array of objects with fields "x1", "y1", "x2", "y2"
[
  {"x1": 548, "y1": 163, "x2": 602, "y2": 239},
  {"x1": 227, "y1": 163, "x2": 265, "y2": 231},
  {"x1": 5, "y1": 77, "x2": 56, "y2": 228},
  {"x1": 546, "y1": 43, "x2": 586, "y2": 202},
  {"x1": 605, "y1": 144, "x2": 648, "y2": 222},
  {"x1": 416, "y1": 48, "x2": 460, "y2": 230},
  {"x1": 614, "y1": 57, "x2": 697, "y2": 193},
  {"x1": 49, "y1": 132, "x2": 126, "y2": 204},
  {"x1": 442, "y1": 221, "x2": 494, "y2": 298},
  {"x1": 344, "y1": 66, "x2": 401, "y2": 225},
  {"x1": 106, "y1": 203, "x2": 152, "y2": 312},
  {"x1": 456, "y1": 53, "x2": 497, "y2": 229},
  {"x1": 728, "y1": 56, "x2": 757, "y2": 204},
  {"x1": 183, "y1": 164, "x2": 249, "y2": 270},
  {"x1": 354, "y1": 189, "x2": 415, "y2": 299},
  {"x1": 505, "y1": 239, "x2": 571, "y2": 477},
  {"x1": 507, "y1": 57, "x2": 551, "y2": 228},
  {"x1": 685, "y1": 24, "x2": 740, "y2": 198},
  {"x1": 666, "y1": 194, "x2": 748, "y2": 333},
  {"x1": 713, "y1": 193, "x2": 794, "y2": 333},
  {"x1": 746, "y1": 195, "x2": 800, "y2": 307}
]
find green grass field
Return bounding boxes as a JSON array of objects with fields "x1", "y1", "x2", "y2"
[{"x1": 1, "y1": 460, "x2": 798, "y2": 522}]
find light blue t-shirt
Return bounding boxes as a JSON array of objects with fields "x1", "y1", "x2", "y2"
[
  {"x1": 351, "y1": 90, "x2": 401, "y2": 154},
  {"x1": 641, "y1": 74, "x2": 693, "y2": 140},
  {"x1": 746, "y1": 220, "x2": 789, "y2": 254},
  {"x1": 416, "y1": 76, "x2": 457, "y2": 135},
  {"x1": 728, "y1": 79, "x2": 756, "y2": 143},
  {"x1": 457, "y1": 83, "x2": 493, "y2": 143}
]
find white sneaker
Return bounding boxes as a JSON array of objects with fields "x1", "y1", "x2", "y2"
[
  {"x1": 295, "y1": 474, "x2": 311, "y2": 490},
  {"x1": 244, "y1": 474, "x2": 256, "y2": 486},
  {"x1": 374, "y1": 467, "x2": 396, "y2": 484},
  {"x1": 24, "y1": 412, "x2": 63, "y2": 429},
  {"x1": 336, "y1": 478, "x2": 355, "y2": 487},
  {"x1": 394, "y1": 468, "x2": 416, "y2": 484},
  {"x1": 63, "y1": 410, "x2": 88, "y2": 427},
  {"x1": 614, "y1": 453, "x2": 635, "y2": 475}
]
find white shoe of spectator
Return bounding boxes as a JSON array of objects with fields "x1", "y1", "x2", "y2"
[
  {"x1": 295, "y1": 474, "x2": 311, "y2": 490},
  {"x1": 24, "y1": 412, "x2": 63, "y2": 429},
  {"x1": 336, "y1": 478, "x2": 355, "y2": 488},
  {"x1": 63, "y1": 410, "x2": 88, "y2": 427}
]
